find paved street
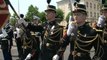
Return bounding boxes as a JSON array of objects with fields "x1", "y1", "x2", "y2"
[
  {"x1": 0, "y1": 41, "x2": 94, "y2": 60},
  {"x1": 0, "y1": 46, "x2": 19, "y2": 60},
  {"x1": 0, "y1": 40, "x2": 19, "y2": 60},
  {"x1": 0, "y1": 41, "x2": 70, "y2": 60}
]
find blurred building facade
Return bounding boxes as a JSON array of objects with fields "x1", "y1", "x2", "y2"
[{"x1": 57, "y1": 0, "x2": 102, "y2": 22}]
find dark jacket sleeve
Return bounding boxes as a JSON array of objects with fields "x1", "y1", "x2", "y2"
[{"x1": 57, "y1": 34, "x2": 70, "y2": 56}]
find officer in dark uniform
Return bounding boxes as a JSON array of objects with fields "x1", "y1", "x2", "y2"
[
  {"x1": 97, "y1": 4, "x2": 107, "y2": 60},
  {"x1": 40, "y1": 5, "x2": 63, "y2": 60},
  {"x1": 16, "y1": 14, "x2": 29, "y2": 60},
  {"x1": 0, "y1": 22, "x2": 13, "y2": 60},
  {"x1": 15, "y1": 14, "x2": 28, "y2": 60},
  {"x1": 14, "y1": 27, "x2": 23, "y2": 60},
  {"x1": 25, "y1": 16, "x2": 44, "y2": 60},
  {"x1": 53, "y1": 3, "x2": 101, "y2": 60}
]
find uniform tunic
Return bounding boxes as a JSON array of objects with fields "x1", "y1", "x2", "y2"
[
  {"x1": 40, "y1": 20, "x2": 63, "y2": 60},
  {"x1": 57, "y1": 22, "x2": 101, "y2": 60}
]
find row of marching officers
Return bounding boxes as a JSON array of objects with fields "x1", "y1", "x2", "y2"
[
  {"x1": 14, "y1": 4, "x2": 64, "y2": 60},
  {"x1": 1, "y1": 2, "x2": 107, "y2": 60}
]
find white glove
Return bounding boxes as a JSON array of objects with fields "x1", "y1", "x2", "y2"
[
  {"x1": 52, "y1": 54, "x2": 59, "y2": 60},
  {"x1": 18, "y1": 18, "x2": 28, "y2": 27},
  {"x1": 2, "y1": 28, "x2": 8, "y2": 37},
  {"x1": 25, "y1": 53, "x2": 32, "y2": 60}
]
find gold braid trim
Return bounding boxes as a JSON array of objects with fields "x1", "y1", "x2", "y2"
[
  {"x1": 48, "y1": 38, "x2": 60, "y2": 42},
  {"x1": 78, "y1": 32, "x2": 97, "y2": 38},
  {"x1": 101, "y1": 27, "x2": 107, "y2": 43},
  {"x1": 50, "y1": 28, "x2": 62, "y2": 38},
  {"x1": 76, "y1": 40, "x2": 93, "y2": 47},
  {"x1": 103, "y1": 27, "x2": 107, "y2": 34},
  {"x1": 75, "y1": 41, "x2": 90, "y2": 53},
  {"x1": 76, "y1": 34, "x2": 98, "y2": 43},
  {"x1": 22, "y1": 36, "x2": 32, "y2": 48},
  {"x1": 44, "y1": 26, "x2": 63, "y2": 43},
  {"x1": 48, "y1": 28, "x2": 63, "y2": 42}
]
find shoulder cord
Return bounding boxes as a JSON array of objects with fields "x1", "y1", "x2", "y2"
[
  {"x1": 102, "y1": 27, "x2": 107, "y2": 43},
  {"x1": 48, "y1": 28, "x2": 63, "y2": 42},
  {"x1": 50, "y1": 28, "x2": 62, "y2": 38},
  {"x1": 77, "y1": 34, "x2": 98, "y2": 43},
  {"x1": 92, "y1": 35, "x2": 104, "y2": 60},
  {"x1": 44, "y1": 25, "x2": 63, "y2": 43},
  {"x1": 22, "y1": 32, "x2": 32, "y2": 48},
  {"x1": 75, "y1": 34, "x2": 103, "y2": 54},
  {"x1": 76, "y1": 32, "x2": 98, "y2": 47},
  {"x1": 75, "y1": 41, "x2": 90, "y2": 53},
  {"x1": 78, "y1": 32, "x2": 97, "y2": 38}
]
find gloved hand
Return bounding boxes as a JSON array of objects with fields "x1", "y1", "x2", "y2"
[
  {"x1": 35, "y1": 32, "x2": 41, "y2": 36},
  {"x1": 18, "y1": 19, "x2": 28, "y2": 27},
  {"x1": 1, "y1": 28, "x2": 8, "y2": 38},
  {"x1": 37, "y1": 32, "x2": 41, "y2": 36},
  {"x1": 52, "y1": 54, "x2": 59, "y2": 60},
  {"x1": 25, "y1": 53, "x2": 32, "y2": 60}
]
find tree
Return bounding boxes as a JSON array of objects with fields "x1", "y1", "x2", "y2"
[
  {"x1": 9, "y1": 13, "x2": 18, "y2": 26},
  {"x1": 38, "y1": 12, "x2": 46, "y2": 22},
  {"x1": 106, "y1": 0, "x2": 107, "y2": 4},
  {"x1": 25, "y1": 5, "x2": 39, "y2": 22},
  {"x1": 66, "y1": 12, "x2": 73, "y2": 22},
  {"x1": 56, "y1": 8, "x2": 64, "y2": 23}
]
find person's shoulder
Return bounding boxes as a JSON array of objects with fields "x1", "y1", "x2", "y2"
[{"x1": 99, "y1": 15, "x2": 105, "y2": 19}]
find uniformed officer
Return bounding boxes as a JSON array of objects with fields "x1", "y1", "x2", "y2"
[
  {"x1": 53, "y1": 2, "x2": 101, "y2": 60},
  {"x1": 14, "y1": 27, "x2": 23, "y2": 60},
  {"x1": 97, "y1": 4, "x2": 107, "y2": 60},
  {"x1": 25, "y1": 16, "x2": 44, "y2": 60},
  {"x1": 16, "y1": 14, "x2": 30, "y2": 60},
  {"x1": 40, "y1": 5, "x2": 63, "y2": 60},
  {"x1": 0, "y1": 22, "x2": 13, "y2": 60}
]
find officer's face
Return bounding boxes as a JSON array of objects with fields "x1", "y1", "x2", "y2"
[
  {"x1": 33, "y1": 20, "x2": 39, "y2": 25},
  {"x1": 73, "y1": 12, "x2": 86, "y2": 24},
  {"x1": 102, "y1": 10, "x2": 107, "y2": 17},
  {"x1": 45, "y1": 10, "x2": 56, "y2": 21}
]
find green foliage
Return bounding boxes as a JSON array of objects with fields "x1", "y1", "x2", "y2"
[
  {"x1": 66, "y1": 12, "x2": 72, "y2": 22},
  {"x1": 106, "y1": 0, "x2": 107, "y2": 3},
  {"x1": 9, "y1": 13, "x2": 17, "y2": 26},
  {"x1": 38, "y1": 12, "x2": 46, "y2": 22},
  {"x1": 56, "y1": 8, "x2": 64, "y2": 23},
  {"x1": 9, "y1": 17, "x2": 17, "y2": 26},
  {"x1": 25, "y1": 5, "x2": 39, "y2": 22},
  {"x1": 10, "y1": 5, "x2": 64, "y2": 24}
]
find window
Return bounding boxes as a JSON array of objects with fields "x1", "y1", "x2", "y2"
[
  {"x1": 87, "y1": 11, "x2": 89, "y2": 17},
  {"x1": 90, "y1": 3, "x2": 92, "y2": 8},
  {"x1": 94, "y1": 12, "x2": 96, "y2": 18},
  {"x1": 97, "y1": 13, "x2": 99, "y2": 18},
  {"x1": 94, "y1": 4, "x2": 96, "y2": 9},
  {"x1": 90, "y1": 12, "x2": 92, "y2": 17},
  {"x1": 86, "y1": 2, "x2": 88, "y2": 8}
]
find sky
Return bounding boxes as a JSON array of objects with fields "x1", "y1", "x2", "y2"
[{"x1": 9, "y1": 0, "x2": 61, "y2": 15}]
